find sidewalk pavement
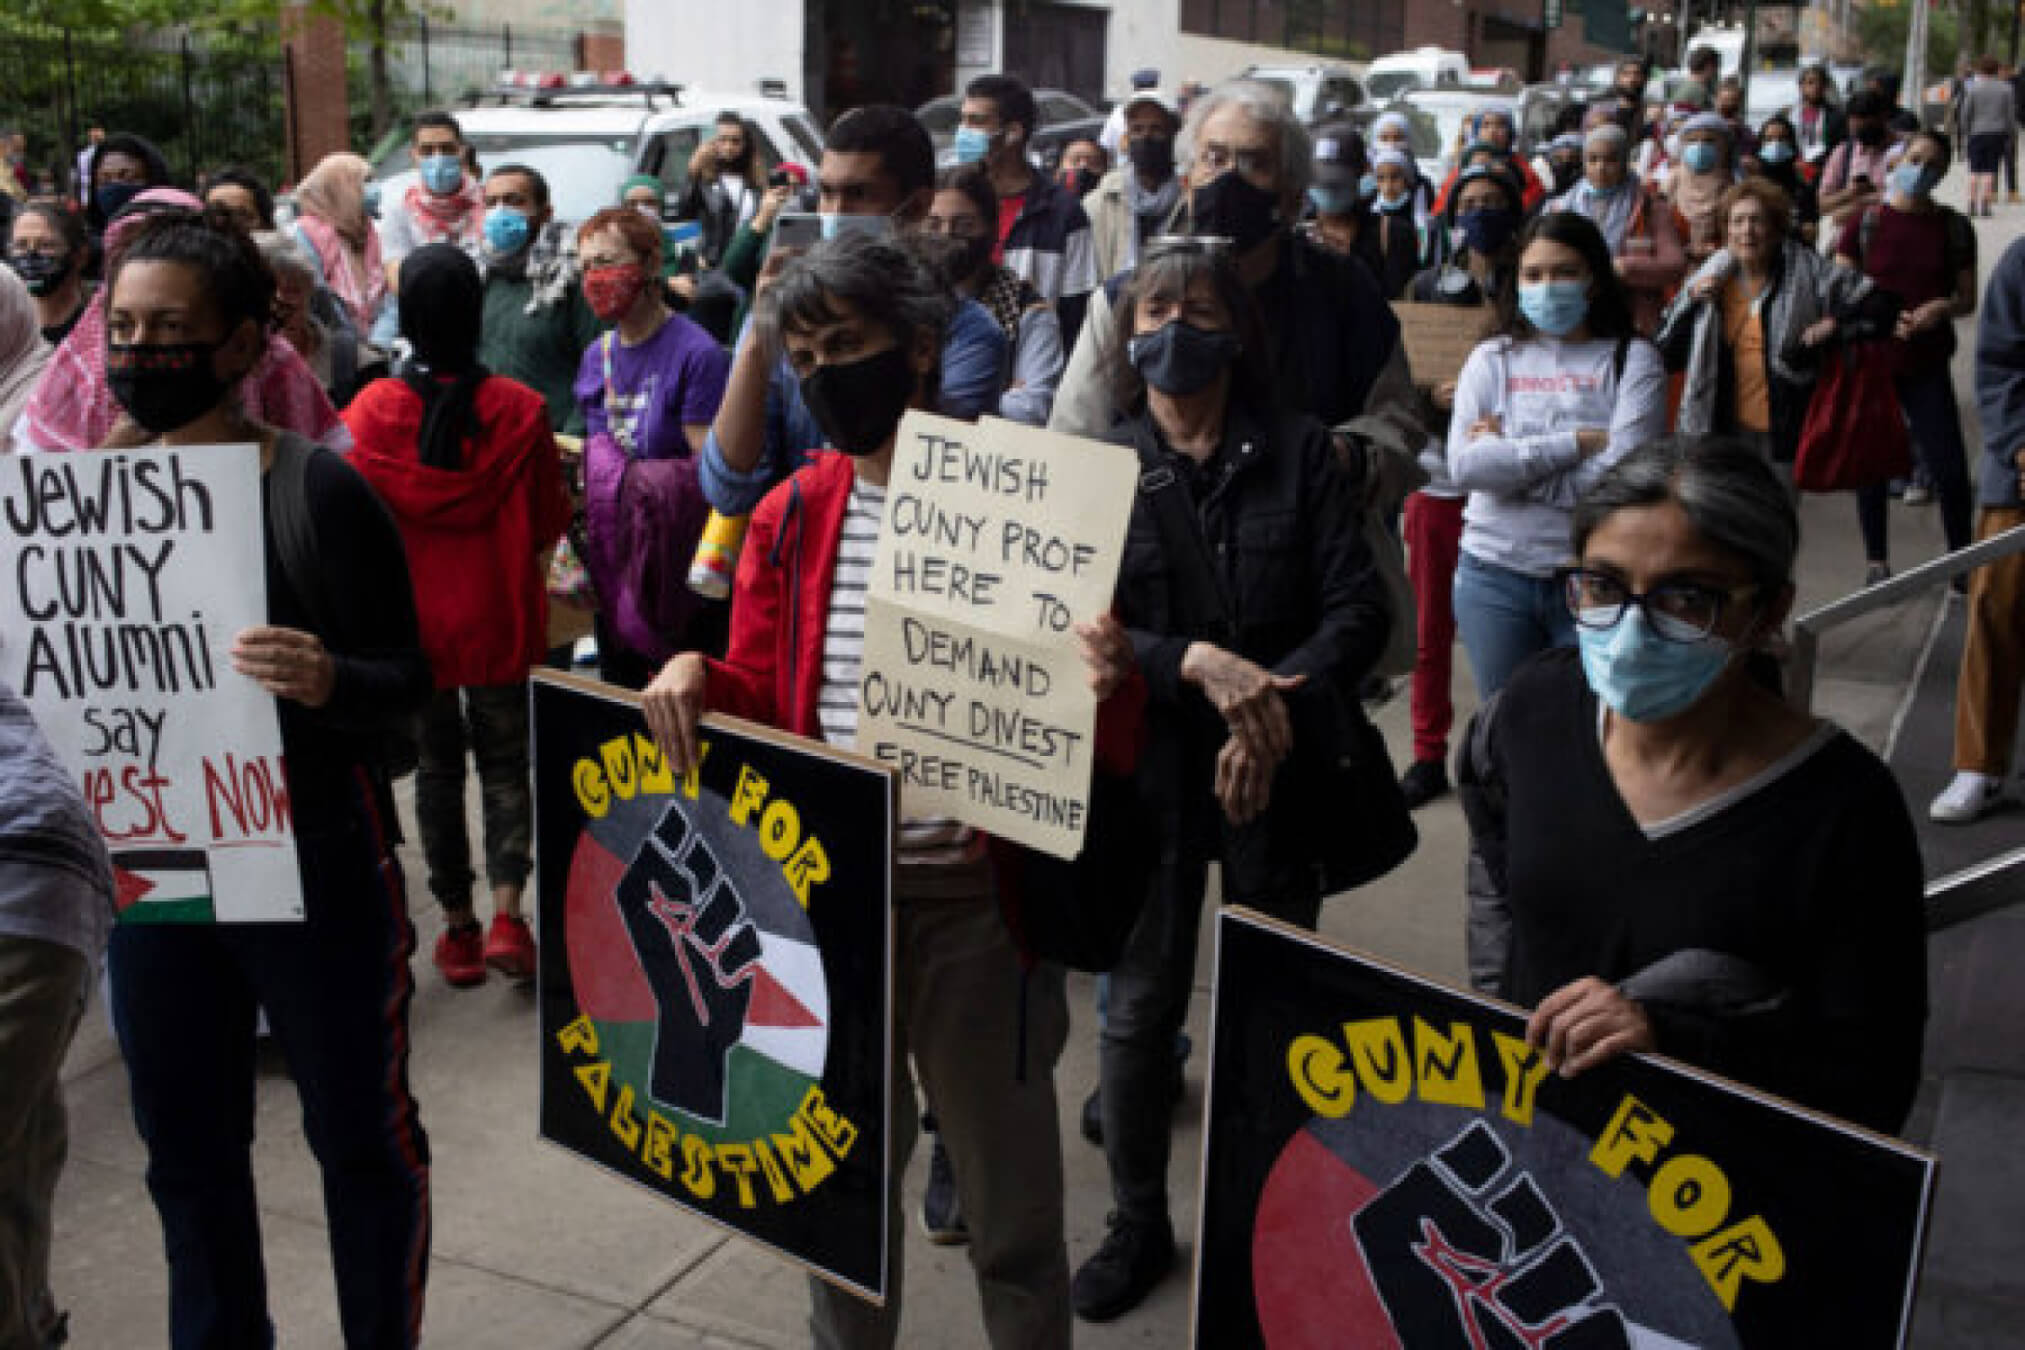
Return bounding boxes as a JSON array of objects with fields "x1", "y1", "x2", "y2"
[{"x1": 46, "y1": 171, "x2": 2009, "y2": 1348}]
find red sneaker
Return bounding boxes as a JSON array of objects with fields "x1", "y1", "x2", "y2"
[
  {"x1": 434, "y1": 923, "x2": 487, "y2": 988},
  {"x1": 484, "y1": 913, "x2": 537, "y2": 982}
]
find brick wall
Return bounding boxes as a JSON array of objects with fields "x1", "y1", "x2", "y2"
[
  {"x1": 281, "y1": 3, "x2": 348, "y2": 183},
  {"x1": 579, "y1": 31, "x2": 626, "y2": 73},
  {"x1": 1404, "y1": 4, "x2": 1470, "y2": 56}
]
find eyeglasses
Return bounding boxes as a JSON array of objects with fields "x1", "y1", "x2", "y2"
[
  {"x1": 1193, "y1": 142, "x2": 1275, "y2": 179},
  {"x1": 1560, "y1": 567, "x2": 1755, "y2": 643}
]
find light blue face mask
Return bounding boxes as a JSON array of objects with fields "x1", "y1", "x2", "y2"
[
  {"x1": 1578, "y1": 606, "x2": 1734, "y2": 723},
  {"x1": 1682, "y1": 140, "x2": 1719, "y2": 174},
  {"x1": 418, "y1": 152, "x2": 463, "y2": 196},
  {"x1": 482, "y1": 205, "x2": 530, "y2": 256},
  {"x1": 1888, "y1": 161, "x2": 1935, "y2": 199},
  {"x1": 362, "y1": 182, "x2": 382, "y2": 219},
  {"x1": 1758, "y1": 139, "x2": 1796, "y2": 164},
  {"x1": 819, "y1": 212, "x2": 892, "y2": 242},
  {"x1": 1358, "y1": 172, "x2": 1377, "y2": 198},
  {"x1": 1518, "y1": 279, "x2": 1590, "y2": 336},
  {"x1": 1307, "y1": 183, "x2": 1358, "y2": 216},
  {"x1": 952, "y1": 126, "x2": 993, "y2": 164}
]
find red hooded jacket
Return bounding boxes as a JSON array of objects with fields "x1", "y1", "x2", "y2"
[{"x1": 344, "y1": 376, "x2": 573, "y2": 689}]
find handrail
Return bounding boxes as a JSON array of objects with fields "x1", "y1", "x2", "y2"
[
  {"x1": 1788, "y1": 522, "x2": 2025, "y2": 713},
  {"x1": 1926, "y1": 845, "x2": 2025, "y2": 931}
]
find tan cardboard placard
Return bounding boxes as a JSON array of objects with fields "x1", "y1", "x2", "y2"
[
  {"x1": 857, "y1": 412, "x2": 1138, "y2": 859},
  {"x1": 1392, "y1": 301, "x2": 1497, "y2": 389}
]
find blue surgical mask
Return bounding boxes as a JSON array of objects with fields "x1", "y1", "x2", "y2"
[
  {"x1": 1578, "y1": 607, "x2": 1734, "y2": 723},
  {"x1": 1587, "y1": 176, "x2": 1626, "y2": 197},
  {"x1": 1358, "y1": 172, "x2": 1378, "y2": 198},
  {"x1": 482, "y1": 205, "x2": 531, "y2": 256},
  {"x1": 362, "y1": 182, "x2": 382, "y2": 219},
  {"x1": 419, "y1": 152, "x2": 464, "y2": 196},
  {"x1": 952, "y1": 126, "x2": 993, "y2": 165},
  {"x1": 1682, "y1": 141, "x2": 1719, "y2": 174},
  {"x1": 1759, "y1": 139, "x2": 1796, "y2": 164},
  {"x1": 1376, "y1": 190, "x2": 1412, "y2": 214},
  {"x1": 1888, "y1": 161, "x2": 1935, "y2": 199},
  {"x1": 1307, "y1": 184, "x2": 1358, "y2": 216},
  {"x1": 819, "y1": 212, "x2": 892, "y2": 242},
  {"x1": 1518, "y1": 279, "x2": 1590, "y2": 336}
]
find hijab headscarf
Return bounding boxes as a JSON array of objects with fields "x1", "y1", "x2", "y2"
[
  {"x1": 0, "y1": 268, "x2": 50, "y2": 441},
  {"x1": 293, "y1": 152, "x2": 387, "y2": 331},
  {"x1": 1553, "y1": 123, "x2": 1641, "y2": 252},
  {"x1": 397, "y1": 243, "x2": 489, "y2": 471},
  {"x1": 14, "y1": 189, "x2": 346, "y2": 453},
  {"x1": 1668, "y1": 112, "x2": 1734, "y2": 238}
]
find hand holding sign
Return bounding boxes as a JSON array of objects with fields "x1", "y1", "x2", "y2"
[{"x1": 230, "y1": 626, "x2": 336, "y2": 708}]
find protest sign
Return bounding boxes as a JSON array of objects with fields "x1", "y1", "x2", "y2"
[
  {"x1": 1195, "y1": 908, "x2": 1936, "y2": 1349},
  {"x1": 857, "y1": 411, "x2": 1136, "y2": 860},
  {"x1": 0, "y1": 444, "x2": 302, "y2": 923},
  {"x1": 1392, "y1": 301, "x2": 1497, "y2": 389},
  {"x1": 533, "y1": 673, "x2": 896, "y2": 1302}
]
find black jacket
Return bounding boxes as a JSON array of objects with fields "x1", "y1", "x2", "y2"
[{"x1": 1109, "y1": 401, "x2": 1390, "y2": 897}]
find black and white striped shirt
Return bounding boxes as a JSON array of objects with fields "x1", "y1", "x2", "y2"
[{"x1": 818, "y1": 477, "x2": 976, "y2": 865}]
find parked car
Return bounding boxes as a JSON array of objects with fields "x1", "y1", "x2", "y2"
[
  {"x1": 1744, "y1": 67, "x2": 1806, "y2": 126},
  {"x1": 1404, "y1": 88, "x2": 1520, "y2": 173},
  {"x1": 1242, "y1": 62, "x2": 1370, "y2": 126},
  {"x1": 917, "y1": 87, "x2": 1100, "y2": 157},
  {"x1": 1366, "y1": 47, "x2": 1469, "y2": 100},
  {"x1": 363, "y1": 75, "x2": 824, "y2": 229},
  {"x1": 1027, "y1": 117, "x2": 1111, "y2": 177},
  {"x1": 1347, "y1": 101, "x2": 1446, "y2": 184}
]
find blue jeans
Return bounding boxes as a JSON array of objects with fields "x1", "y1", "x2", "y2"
[
  {"x1": 109, "y1": 773, "x2": 430, "y2": 1350},
  {"x1": 1452, "y1": 552, "x2": 1576, "y2": 699}
]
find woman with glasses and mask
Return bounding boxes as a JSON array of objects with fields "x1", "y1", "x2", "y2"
[
  {"x1": 5, "y1": 201, "x2": 91, "y2": 346},
  {"x1": 1069, "y1": 240, "x2": 1394, "y2": 1320},
  {"x1": 1459, "y1": 436, "x2": 1926, "y2": 1136},
  {"x1": 1448, "y1": 212, "x2": 1666, "y2": 699},
  {"x1": 1544, "y1": 122, "x2": 1685, "y2": 336},
  {"x1": 925, "y1": 164, "x2": 1064, "y2": 426}
]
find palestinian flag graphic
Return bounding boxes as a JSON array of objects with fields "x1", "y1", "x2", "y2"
[
  {"x1": 112, "y1": 849, "x2": 217, "y2": 925},
  {"x1": 563, "y1": 786, "x2": 830, "y2": 1139}
]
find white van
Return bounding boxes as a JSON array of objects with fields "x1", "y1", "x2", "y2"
[
  {"x1": 1366, "y1": 48, "x2": 1470, "y2": 101},
  {"x1": 361, "y1": 75, "x2": 824, "y2": 229}
]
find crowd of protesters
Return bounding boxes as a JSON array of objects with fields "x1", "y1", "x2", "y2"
[{"x1": 11, "y1": 47, "x2": 2018, "y2": 1346}]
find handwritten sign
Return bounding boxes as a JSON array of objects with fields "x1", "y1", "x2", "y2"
[
  {"x1": 0, "y1": 445, "x2": 303, "y2": 923},
  {"x1": 1392, "y1": 301, "x2": 1497, "y2": 389},
  {"x1": 857, "y1": 413, "x2": 1136, "y2": 859}
]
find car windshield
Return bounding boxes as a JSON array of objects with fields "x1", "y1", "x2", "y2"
[
  {"x1": 918, "y1": 98, "x2": 960, "y2": 138},
  {"x1": 371, "y1": 135, "x2": 637, "y2": 227},
  {"x1": 1404, "y1": 93, "x2": 1501, "y2": 161},
  {"x1": 1368, "y1": 71, "x2": 1423, "y2": 100}
]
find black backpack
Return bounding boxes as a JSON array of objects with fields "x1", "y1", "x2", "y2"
[{"x1": 265, "y1": 434, "x2": 422, "y2": 780}]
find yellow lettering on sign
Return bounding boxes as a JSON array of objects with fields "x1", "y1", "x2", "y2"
[
  {"x1": 1345, "y1": 1018, "x2": 1412, "y2": 1105},
  {"x1": 1590, "y1": 1094, "x2": 1675, "y2": 1178},
  {"x1": 1413, "y1": 1018, "x2": 1487, "y2": 1111},
  {"x1": 1287, "y1": 1034, "x2": 1357, "y2": 1117}
]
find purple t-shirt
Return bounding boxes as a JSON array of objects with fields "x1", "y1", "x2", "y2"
[{"x1": 573, "y1": 312, "x2": 731, "y2": 461}]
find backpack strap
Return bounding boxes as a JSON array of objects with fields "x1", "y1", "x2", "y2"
[
  {"x1": 264, "y1": 433, "x2": 333, "y2": 638},
  {"x1": 1135, "y1": 458, "x2": 1235, "y2": 645},
  {"x1": 1613, "y1": 333, "x2": 1631, "y2": 385}
]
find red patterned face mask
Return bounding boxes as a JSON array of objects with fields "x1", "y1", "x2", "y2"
[{"x1": 583, "y1": 264, "x2": 649, "y2": 322}]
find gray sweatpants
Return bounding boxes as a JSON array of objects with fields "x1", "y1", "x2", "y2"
[
  {"x1": 0, "y1": 936, "x2": 90, "y2": 1350},
  {"x1": 808, "y1": 861, "x2": 1071, "y2": 1349}
]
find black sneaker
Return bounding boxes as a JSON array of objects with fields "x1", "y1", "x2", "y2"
[
  {"x1": 1073, "y1": 1212, "x2": 1176, "y2": 1322},
  {"x1": 1400, "y1": 758, "x2": 1450, "y2": 810},
  {"x1": 918, "y1": 1136, "x2": 969, "y2": 1245},
  {"x1": 1080, "y1": 1086, "x2": 1104, "y2": 1147}
]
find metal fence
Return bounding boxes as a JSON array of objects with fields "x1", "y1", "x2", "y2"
[
  {"x1": 370, "y1": 19, "x2": 583, "y2": 112},
  {"x1": 0, "y1": 23, "x2": 287, "y2": 195}
]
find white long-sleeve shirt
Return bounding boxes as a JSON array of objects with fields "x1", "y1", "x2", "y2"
[{"x1": 1447, "y1": 333, "x2": 1668, "y2": 577}]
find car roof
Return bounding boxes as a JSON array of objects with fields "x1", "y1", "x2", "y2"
[
  {"x1": 1403, "y1": 89, "x2": 1510, "y2": 110},
  {"x1": 450, "y1": 91, "x2": 804, "y2": 137}
]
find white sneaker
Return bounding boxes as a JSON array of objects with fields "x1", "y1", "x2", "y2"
[{"x1": 1930, "y1": 771, "x2": 2005, "y2": 824}]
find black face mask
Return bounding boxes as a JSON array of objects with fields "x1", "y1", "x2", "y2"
[
  {"x1": 1189, "y1": 171, "x2": 1281, "y2": 252},
  {"x1": 1550, "y1": 160, "x2": 1582, "y2": 193},
  {"x1": 5, "y1": 251, "x2": 67, "y2": 298},
  {"x1": 914, "y1": 231, "x2": 994, "y2": 288},
  {"x1": 1127, "y1": 134, "x2": 1175, "y2": 181},
  {"x1": 1854, "y1": 122, "x2": 1887, "y2": 147},
  {"x1": 1128, "y1": 320, "x2": 1242, "y2": 397},
  {"x1": 800, "y1": 344, "x2": 917, "y2": 457},
  {"x1": 107, "y1": 340, "x2": 234, "y2": 434},
  {"x1": 1063, "y1": 166, "x2": 1100, "y2": 198}
]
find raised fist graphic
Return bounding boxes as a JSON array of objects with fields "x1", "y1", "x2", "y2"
[
  {"x1": 615, "y1": 804, "x2": 763, "y2": 1123},
  {"x1": 1351, "y1": 1121, "x2": 1633, "y2": 1350}
]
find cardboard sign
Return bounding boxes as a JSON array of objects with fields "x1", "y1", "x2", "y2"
[
  {"x1": 533, "y1": 674, "x2": 896, "y2": 1303},
  {"x1": 0, "y1": 445, "x2": 303, "y2": 923},
  {"x1": 857, "y1": 412, "x2": 1137, "y2": 860},
  {"x1": 1393, "y1": 301, "x2": 1497, "y2": 389},
  {"x1": 1195, "y1": 908, "x2": 1936, "y2": 1349}
]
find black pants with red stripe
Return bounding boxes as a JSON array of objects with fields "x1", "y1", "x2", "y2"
[{"x1": 109, "y1": 774, "x2": 431, "y2": 1350}]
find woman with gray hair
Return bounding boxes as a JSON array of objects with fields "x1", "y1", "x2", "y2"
[
  {"x1": 1545, "y1": 121, "x2": 1685, "y2": 335},
  {"x1": 1457, "y1": 435, "x2": 1926, "y2": 1136},
  {"x1": 252, "y1": 229, "x2": 378, "y2": 407},
  {"x1": 643, "y1": 229, "x2": 1087, "y2": 1349}
]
